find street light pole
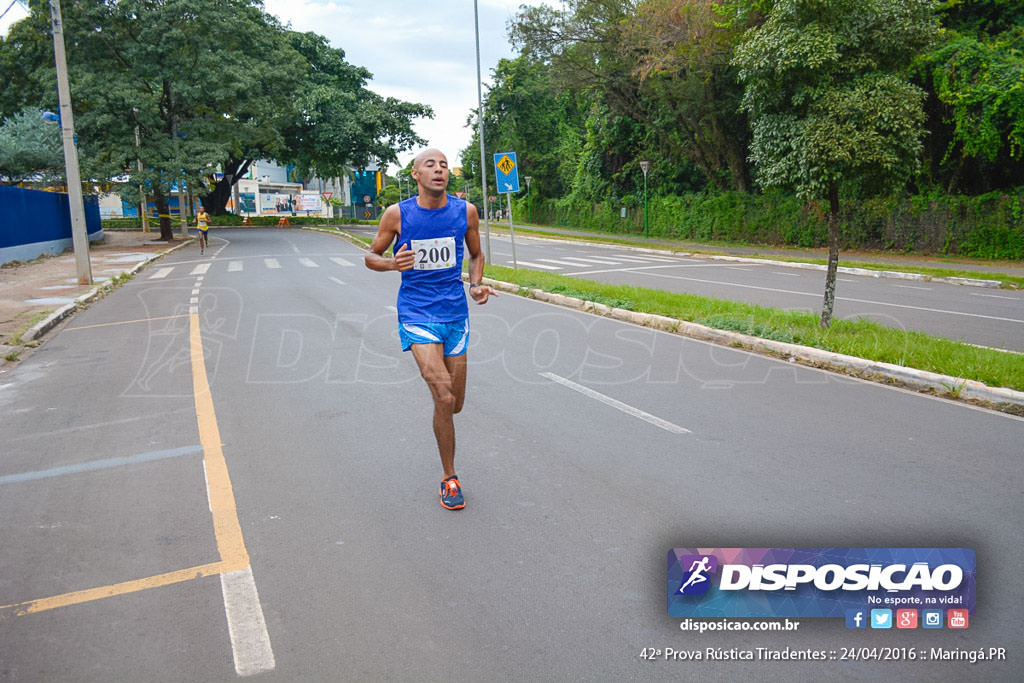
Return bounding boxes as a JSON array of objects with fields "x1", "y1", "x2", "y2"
[
  {"x1": 473, "y1": 0, "x2": 491, "y2": 261},
  {"x1": 639, "y1": 160, "x2": 651, "y2": 239},
  {"x1": 524, "y1": 176, "x2": 532, "y2": 224},
  {"x1": 49, "y1": 0, "x2": 92, "y2": 285}
]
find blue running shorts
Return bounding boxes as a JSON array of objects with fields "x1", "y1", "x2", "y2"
[{"x1": 398, "y1": 319, "x2": 470, "y2": 356}]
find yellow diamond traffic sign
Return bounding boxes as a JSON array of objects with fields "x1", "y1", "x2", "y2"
[
  {"x1": 493, "y1": 151, "x2": 521, "y2": 193},
  {"x1": 496, "y1": 155, "x2": 516, "y2": 175}
]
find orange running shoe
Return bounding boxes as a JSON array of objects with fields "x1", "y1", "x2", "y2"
[{"x1": 440, "y1": 475, "x2": 465, "y2": 510}]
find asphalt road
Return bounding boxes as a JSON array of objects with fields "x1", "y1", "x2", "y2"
[
  {"x1": 0, "y1": 228, "x2": 1020, "y2": 682},
  {"x1": 346, "y1": 225, "x2": 1024, "y2": 352}
]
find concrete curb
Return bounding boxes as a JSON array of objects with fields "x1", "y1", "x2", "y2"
[
  {"x1": 23, "y1": 239, "x2": 194, "y2": 342},
  {"x1": 476, "y1": 276, "x2": 1024, "y2": 414},
  {"x1": 509, "y1": 232, "x2": 1006, "y2": 288},
  {"x1": 310, "y1": 226, "x2": 1024, "y2": 413}
]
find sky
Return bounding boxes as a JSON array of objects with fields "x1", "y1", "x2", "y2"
[
  {"x1": 1, "y1": 0, "x2": 548, "y2": 173},
  {"x1": 264, "y1": 0, "x2": 550, "y2": 173}
]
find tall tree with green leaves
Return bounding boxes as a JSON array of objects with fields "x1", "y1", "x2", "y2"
[
  {"x1": 279, "y1": 31, "x2": 430, "y2": 181},
  {"x1": 510, "y1": 0, "x2": 660, "y2": 201},
  {"x1": 623, "y1": 0, "x2": 762, "y2": 192},
  {"x1": 0, "y1": 1, "x2": 431, "y2": 235},
  {"x1": 201, "y1": 31, "x2": 430, "y2": 216},
  {"x1": 734, "y1": 0, "x2": 937, "y2": 327},
  {"x1": 0, "y1": 107, "x2": 63, "y2": 182},
  {"x1": 1, "y1": 0, "x2": 306, "y2": 239},
  {"x1": 461, "y1": 55, "x2": 584, "y2": 201},
  {"x1": 916, "y1": 1, "x2": 1024, "y2": 193}
]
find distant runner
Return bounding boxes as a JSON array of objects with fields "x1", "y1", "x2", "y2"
[
  {"x1": 195, "y1": 206, "x2": 211, "y2": 255},
  {"x1": 364, "y1": 148, "x2": 497, "y2": 510}
]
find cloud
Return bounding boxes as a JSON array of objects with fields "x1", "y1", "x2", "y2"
[{"x1": 263, "y1": 0, "x2": 547, "y2": 170}]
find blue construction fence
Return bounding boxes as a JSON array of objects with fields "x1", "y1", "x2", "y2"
[{"x1": 0, "y1": 186, "x2": 103, "y2": 265}]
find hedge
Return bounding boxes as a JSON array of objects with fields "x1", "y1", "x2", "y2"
[{"x1": 518, "y1": 189, "x2": 1024, "y2": 260}]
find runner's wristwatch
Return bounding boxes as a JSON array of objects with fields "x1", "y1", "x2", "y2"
[{"x1": 469, "y1": 282, "x2": 482, "y2": 289}]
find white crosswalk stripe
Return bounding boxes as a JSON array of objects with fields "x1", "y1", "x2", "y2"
[
  {"x1": 515, "y1": 260, "x2": 561, "y2": 270},
  {"x1": 330, "y1": 257, "x2": 355, "y2": 266},
  {"x1": 190, "y1": 263, "x2": 211, "y2": 275},
  {"x1": 148, "y1": 267, "x2": 173, "y2": 279},
  {"x1": 536, "y1": 258, "x2": 595, "y2": 267},
  {"x1": 264, "y1": 258, "x2": 281, "y2": 269},
  {"x1": 298, "y1": 258, "x2": 319, "y2": 268},
  {"x1": 228, "y1": 261, "x2": 244, "y2": 272},
  {"x1": 555, "y1": 256, "x2": 623, "y2": 265},
  {"x1": 610, "y1": 253, "x2": 677, "y2": 262}
]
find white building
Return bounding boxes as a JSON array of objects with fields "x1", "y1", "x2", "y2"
[{"x1": 232, "y1": 159, "x2": 349, "y2": 218}]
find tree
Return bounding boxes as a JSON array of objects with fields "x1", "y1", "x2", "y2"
[
  {"x1": 734, "y1": 0, "x2": 937, "y2": 327},
  {"x1": 510, "y1": 1, "x2": 661, "y2": 200},
  {"x1": 0, "y1": 107, "x2": 63, "y2": 182},
  {"x1": 624, "y1": 0, "x2": 762, "y2": 192},
  {"x1": 199, "y1": 32, "x2": 431, "y2": 216},
  {"x1": 461, "y1": 55, "x2": 585, "y2": 201},
  {"x1": 0, "y1": 0, "x2": 307, "y2": 239},
  {"x1": 915, "y1": 1, "x2": 1024, "y2": 193},
  {"x1": 509, "y1": 0, "x2": 756, "y2": 198},
  {"x1": 278, "y1": 32, "x2": 431, "y2": 183},
  {"x1": 0, "y1": 1, "x2": 431, "y2": 235}
]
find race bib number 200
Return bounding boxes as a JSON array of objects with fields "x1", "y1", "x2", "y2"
[{"x1": 411, "y1": 237, "x2": 456, "y2": 270}]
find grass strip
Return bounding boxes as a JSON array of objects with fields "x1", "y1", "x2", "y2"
[
  {"x1": 341, "y1": 229, "x2": 1023, "y2": 391},
  {"x1": 507, "y1": 226, "x2": 1024, "y2": 289},
  {"x1": 484, "y1": 264, "x2": 1024, "y2": 392}
]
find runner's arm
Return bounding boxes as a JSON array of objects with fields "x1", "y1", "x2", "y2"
[
  {"x1": 365, "y1": 204, "x2": 415, "y2": 272},
  {"x1": 465, "y1": 202, "x2": 497, "y2": 304}
]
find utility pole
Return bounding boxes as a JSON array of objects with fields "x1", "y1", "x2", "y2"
[
  {"x1": 133, "y1": 107, "x2": 149, "y2": 232},
  {"x1": 49, "y1": 0, "x2": 91, "y2": 285},
  {"x1": 473, "y1": 0, "x2": 491, "y2": 261}
]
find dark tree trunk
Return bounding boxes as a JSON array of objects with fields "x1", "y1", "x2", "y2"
[
  {"x1": 204, "y1": 178, "x2": 232, "y2": 215},
  {"x1": 154, "y1": 191, "x2": 173, "y2": 242},
  {"x1": 820, "y1": 184, "x2": 841, "y2": 329},
  {"x1": 205, "y1": 159, "x2": 252, "y2": 215}
]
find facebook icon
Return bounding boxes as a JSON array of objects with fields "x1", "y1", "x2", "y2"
[{"x1": 845, "y1": 609, "x2": 867, "y2": 629}]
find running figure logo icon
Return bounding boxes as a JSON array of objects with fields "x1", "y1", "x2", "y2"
[{"x1": 676, "y1": 555, "x2": 718, "y2": 596}]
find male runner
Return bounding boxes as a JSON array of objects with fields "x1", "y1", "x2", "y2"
[
  {"x1": 364, "y1": 149, "x2": 497, "y2": 509},
  {"x1": 196, "y1": 206, "x2": 211, "y2": 254}
]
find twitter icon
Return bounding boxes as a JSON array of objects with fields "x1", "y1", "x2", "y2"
[{"x1": 870, "y1": 609, "x2": 893, "y2": 629}]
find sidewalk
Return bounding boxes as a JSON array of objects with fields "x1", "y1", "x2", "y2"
[
  {"x1": 505, "y1": 223, "x2": 1024, "y2": 279},
  {"x1": 0, "y1": 230, "x2": 192, "y2": 374}
]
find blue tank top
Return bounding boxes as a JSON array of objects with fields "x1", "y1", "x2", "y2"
[{"x1": 395, "y1": 195, "x2": 468, "y2": 323}]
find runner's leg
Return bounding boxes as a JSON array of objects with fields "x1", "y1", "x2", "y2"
[
  {"x1": 445, "y1": 353, "x2": 467, "y2": 414},
  {"x1": 410, "y1": 343, "x2": 457, "y2": 478}
]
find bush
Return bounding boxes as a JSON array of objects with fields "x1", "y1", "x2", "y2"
[{"x1": 523, "y1": 188, "x2": 1024, "y2": 259}]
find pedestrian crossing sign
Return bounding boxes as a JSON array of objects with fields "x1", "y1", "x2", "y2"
[{"x1": 493, "y1": 152, "x2": 520, "y2": 193}]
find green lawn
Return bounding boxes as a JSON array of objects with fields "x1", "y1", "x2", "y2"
[
  {"x1": 482, "y1": 264, "x2": 1024, "y2": 393},
  {"x1": 334, "y1": 227, "x2": 1024, "y2": 392},
  {"x1": 506, "y1": 225, "x2": 1024, "y2": 289}
]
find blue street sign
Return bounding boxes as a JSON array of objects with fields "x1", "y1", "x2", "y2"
[{"x1": 493, "y1": 152, "x2": 520, "y2": 193}]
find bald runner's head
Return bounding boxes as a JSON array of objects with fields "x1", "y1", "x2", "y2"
[{"x1": 411, "y1": 149, "x2": 450, "y2": 197}]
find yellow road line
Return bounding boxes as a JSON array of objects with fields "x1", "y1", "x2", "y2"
[
  {"x1": 0, "y1": 562, "x2": 228, "y2": 618},
  {"x1": 0, "y1": 312, "x2": 252, "y2": 620},
  {"x1": 190, "y1": 311, "x2": 250, "y2": 568},
  {"x1": 65, "y1": 314, "x2": 189, "y2": 331}
]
